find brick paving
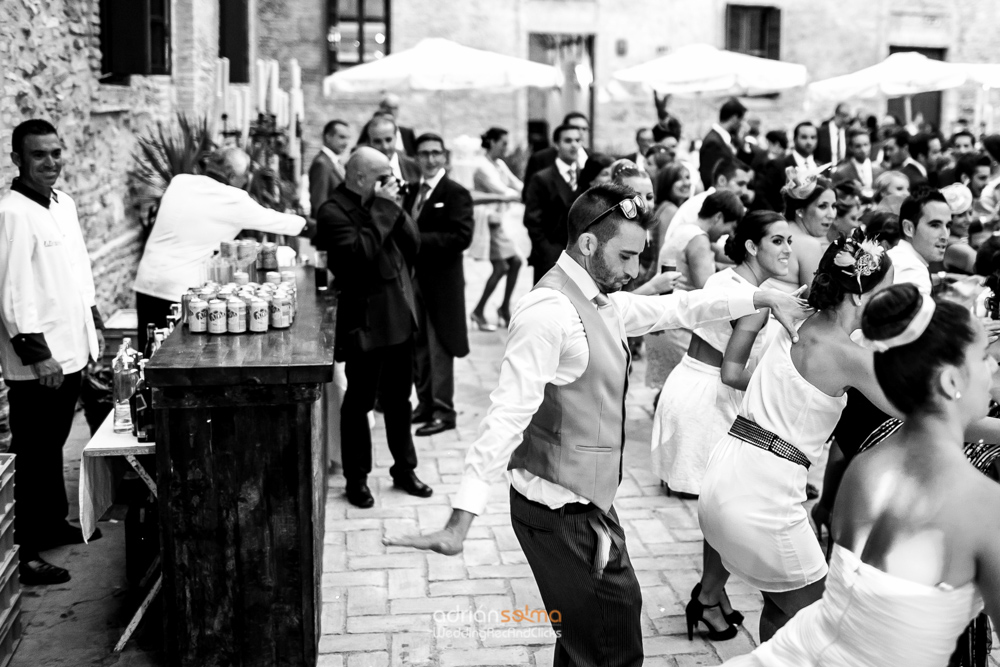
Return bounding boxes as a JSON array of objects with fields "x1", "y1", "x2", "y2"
[{"x1": 317, "y1": 258, "x2": 769, "y2": 666}]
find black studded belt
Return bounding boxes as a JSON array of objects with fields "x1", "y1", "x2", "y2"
[{"x1": 729, "y1": 415, "x2": 811, "y2": 469}]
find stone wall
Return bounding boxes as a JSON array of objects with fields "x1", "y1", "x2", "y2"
[{"x1": 0, "y1": 0, "x2": 219, "y2": 318}]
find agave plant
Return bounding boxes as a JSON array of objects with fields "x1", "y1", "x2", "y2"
[{"x1": 130, "y1": 114, "x2": 216, "y2": 234}]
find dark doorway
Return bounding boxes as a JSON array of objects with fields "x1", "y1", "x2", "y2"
[{"x1": 887, "y1": 46, "x2": 946, "y2": 132}]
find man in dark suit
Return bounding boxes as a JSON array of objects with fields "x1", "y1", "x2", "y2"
[
  {"x1": 378, "y1": 94, "x2": 417, "y2": 157},
  {"x1": 523, "y1": 124, "x2": 583, "y2": 283},
  {"x1": 815, "y1": 102, "x2": 852, "y2": 165},
  {"x1": 368, "y1": 116, "x2": 421, "y2": 184},
  {"x1": 403, "y1": 134, "x2": 474, "y2": 437},
  {"x1": 522, "y1": 112, "x2": 590, "y2": 195},
  {"x1": 699, "y1": 97, "x2": 746, "y2": 188},
  {"x1": 884, "y1": 129, "x2": 929, "y2": 189},
  {"x1": 621, "y1": 127, "x2": 654, "y2": 167},
  {"x1": 833, "y1": 128, "x2": 883, "y2": 194},
  {"x1": 314, "y1": 146, "x2": 433, "y2": 509},
  {"x1": 309, "y1": 119, "x2": 350, "y2": 217},
  {"x1": 762, "y1": 121, "x2": 819, "y2": 212}
]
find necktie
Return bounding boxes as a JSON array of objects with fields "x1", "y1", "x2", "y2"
[
  {"x1": 568, "y1": 165, "x2": 578, "y2": 191},
  {"x1": 593, "y1": 293, "x2": 621, "y2": 341},
  {"x1": 412, "y1": 182, "x2": 431, "y2": 220}
]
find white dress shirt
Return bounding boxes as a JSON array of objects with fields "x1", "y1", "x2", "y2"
[
  {"x1": 887, "y1": 239, "x2": 932, "y2": 295},
  {"x1": 134, "y1": 174, "x2": 306, "y2": 302},
  {"x1": 852, "y1": 158, "x2": 874, "y2": 188},
  {"x1": 792, "y1": 150, "x2": 818, "y2": 171},
  {"x1": 829, "y1": 123, "x2": 847, "y2": 163},
  {"x1": 419, "y1": 167, "x2": 446, "y2": 198},
  {"x1": 453, "y1": 251, "x2": 760, "y2": 515},
  {"x1": 555, "y1": 157, "x2": 578, "y2": 189},
  {"x1": 0, "y1": 187, "x2": 99, "y2": 379},
  {"x1": 389, "y1": 152, "x2": 404, "y2": 181}
]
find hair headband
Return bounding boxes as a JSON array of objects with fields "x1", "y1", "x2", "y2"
[
  {"x1": 862, "y1": 294, "x2": 936, "y2": 353},
  {"x1": 781, "y1": 163, "x2": 833, "y2": 200}
]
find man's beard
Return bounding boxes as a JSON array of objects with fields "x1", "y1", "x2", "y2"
[{"x1": 589, "y1": 249, "x2": 627, "y2": 294}]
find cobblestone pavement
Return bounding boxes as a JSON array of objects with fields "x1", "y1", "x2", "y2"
[{"x1": 317, "y1": 257, "x2": 770, "y2": 667}]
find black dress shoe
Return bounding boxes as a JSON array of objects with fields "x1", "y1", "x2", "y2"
[
  {"x1": 37, "y1": 523, "x2": 99, "y2": 551},
  {"x1": 20, "y1": 557, "x2": 71, "y2": 586},
  {"x1": 392, "y1": 473, "x2": 433, "y2": 498},
  {"x1": 415, "y1": 419, "x2": 455, "y2": 437},
  {"x1": 411, "y1": 411, "x2": 434, "y2": 424},
  {"x1": 345, "y1": 481, "x2": 375, "y2": 508}
]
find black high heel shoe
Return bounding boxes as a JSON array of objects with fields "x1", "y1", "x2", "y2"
[
  {"x1": 686, "y1": 595, "x2": 738, "y2": 641},
  {"x1": 691, "y1": 583, "x2": 743, "y2": 626},
  {"x1": 497, "y1": 305, "x2": 511, "y2": 328}
]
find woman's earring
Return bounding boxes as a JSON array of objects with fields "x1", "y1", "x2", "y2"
[{"x1": 956, "y1": 391, "x2": 962, "y2": 400}]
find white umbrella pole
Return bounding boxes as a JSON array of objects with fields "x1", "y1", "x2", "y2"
[{"x1": 904, "y1": 95, "x2": 913, "y2": 127}]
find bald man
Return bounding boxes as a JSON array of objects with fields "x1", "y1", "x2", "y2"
[
  {"x1": 133, "y1": 147, "x2": 307, "y2": 350},
  {"x1": 314, "y1": 146, "x2": 433, "y2": 508}
]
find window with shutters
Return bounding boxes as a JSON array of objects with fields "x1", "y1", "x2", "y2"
[
  {"x1": 219, "y1": 0, "x2": 250, "y2": 83},
  {"x1": 725, "y1": 5, "x2": 781, "y2": 60},
  {"x1": 326, "y1": 0, "x2": 390, "y2": 74},
  {"x1": 99, "y1": 0, "x2": 171, "y2": 83}
]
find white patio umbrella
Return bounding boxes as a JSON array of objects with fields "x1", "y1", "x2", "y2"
[
  {"x1": 808, "y1": 52, "x2": 967, "y2": 100},
  {"x1": 322, "y1": 38, "x2": 563, "y2": 96},
  {"x1": 959, "y1": 63, "x2": 1000, "y2": 89},
  {"x1": 612, "y1": 44, "x2": 808, "y2": 96}
]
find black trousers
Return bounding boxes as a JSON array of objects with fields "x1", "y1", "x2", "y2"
[
  {"x1": 7, "y1": 371, "x2": 83, "y2": 555},
  {"x1": 135, "y1": 291, "x2": 174, "y2": 352},
  {"x1": 413, "y1": 292, "x2": 455, "y2": 424},
  {"x1": 340, "y1": 339, "x2": 418, "y2": 482},
  {"x1": 510, "y1": 489, "x2": 643, "y2": 667}
]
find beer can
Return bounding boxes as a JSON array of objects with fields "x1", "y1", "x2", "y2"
[
  {"x1": 233, "y1": 271, "x2": 249, "y2": 286},
  {"x1": 227, "y1": 298, "x2": 247, "y2": 333},
  {"x1": 220, "y1": 239, "x2": 238, "y2": 259},
  {"x1": 265, "y1": 271, "x2": 282, "y2": 286},
  {"x1": 260, "y1": 242, "x2": 279, "y2": 271},
  {"x1": 207, "y1": 299, "x2": 227, "y2": 334},
  {"x1": 280, "y1": 271, "x2": 296, "y2": 287},
  {"x1": 269, "y1": 293, "x2": 291, "y2": 328},
  {"x1": 249, "y1": 299, "x2": 269, "y2": 332},
  {"x1": 189, "y1": 298, "x2": 208, "y2": 333}
]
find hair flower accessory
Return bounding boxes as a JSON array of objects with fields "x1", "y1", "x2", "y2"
[
  {"x1": 833, "y1": 229, "x2": 886, "y2": 289},
  {"x1": 781, "y1": 163, "x2": 833, "y2": 200}
]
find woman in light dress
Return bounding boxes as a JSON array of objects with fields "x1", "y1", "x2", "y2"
[
  {"x1": 651, "y1": 211, "x2": 791, "y2": 498},
  {"x1": 470, "y1": 127, "x2": 523, "y2": 330},
  {"x1": 645, "y1": 190, "x2": 746, "y2": 391},
  {"x1": 765, "y1": 169, "x2": 835, "y2": 294},
  {"x1": 723, "y1": 283, "x2": 1000, "y2": 666},
  {"x1": 693, "y1": 231, "x2": 896, "y2": 642}
]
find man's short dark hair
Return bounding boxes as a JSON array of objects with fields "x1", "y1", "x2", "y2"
[
  {"x1": 652, "y1": 118, "x2": 681, "y2": 143},
  {"x1": 909, "y1": 133, "x2": 936, "y2": 160},
  {"x1": 900, "y1": 186, "x2": 948, "y2": 233},
  {"x1": 563, "y1": 112, "x2": 589, "y2": 126},
  {"x1": 765, "y1": 130, "x2": 788, "y2": 150},
  {"x1": 711, "y1": 157, "x2": 749, "y2": 186},
  {"x1": 847, "y1": 128, "x2": 869, "y2": 145},
  {"x1": 567, "y1": 182, "x2": 655, "y2": 245},
  {"x1": 719, "y1": 97, "x2": 747, "y2": 123},
  {"x1": 414, "y1": 133, "x2": 445, "y2": 152},
  {"x1": 12, "y1": 119, "x2": 58, "y2": 157},
  {"x1": 699, "y1": 190, "x2": 745, "y2": 223},
  {"x1": 889, "y1": 128, "x2": 911, "y2": 151},
  {"x1": 950, "y1": 130, "x2": 976, "y2": 149},
  {"x1": 956, "y1": 152, "x2": 992, "y2": 181},
  {"x1": 323, "y1": 119, "x2": 348, "y2": 136},
  {"x1": 635, "y1": 127, "x2": 651, "y2": 143},
  {"x1": 793, "y1": 121, "x2": 816, "y2": 141},
  {"x1": 553, "y1": 124, "x2": 582, "y2": 144},
  {"x1": 981, "y1": 134, "x2": 1000, "y2": 162}
]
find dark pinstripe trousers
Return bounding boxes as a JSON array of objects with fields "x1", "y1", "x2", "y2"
[{"x1": 510, "y1": 489, "x2": 644, "y2": 667}]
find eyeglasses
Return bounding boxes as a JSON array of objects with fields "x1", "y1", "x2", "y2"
[{"x1": 582, "y1": 195, "x2": 646, "y2": 230}]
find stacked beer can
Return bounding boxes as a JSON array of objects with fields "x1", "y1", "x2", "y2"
[{"x1": 181, "y1": 269, "x2": 297, "y2": 335}]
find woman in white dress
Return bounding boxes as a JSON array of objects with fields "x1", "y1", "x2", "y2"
[
  {"x1": 765, "y1": 168, "x2": 835, "y2": 294},
  {"x1": 652, "y1": 211, "x2": 791, "y2": 498},
  {"x1": 694, "y1": 230, "x2": 896, "y2": 641},
  {"x1": 723, "y1": 283, "x2": 1000, "y2": 666},
  {"x1": 470, "y1": 127, "x2": 523, "y2": 330}
]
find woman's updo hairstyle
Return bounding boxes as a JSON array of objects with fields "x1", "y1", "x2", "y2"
[
  {"x1": 808, "y1": 228, "x2": 892, "y2": 311},
  {"x1": 481, "y1": 127, "x2": 507, "y2": 150},
  {"x1": 725, "y1": 211, "x2": 786, "y2": 264},
  {"x1": 861, "y1": 284, "x2": 975, "y2": 414},
  {"x1": 783, "y1": 175, "x2": 833, "y2": 221}
]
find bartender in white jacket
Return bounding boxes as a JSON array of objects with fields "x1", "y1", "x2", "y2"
[
  {"x1": 133, "y1": 147, "x2": 307, "y2": 350},
  {"x1": 0, "y1": 120, "x2": 106, "y2": 585}
]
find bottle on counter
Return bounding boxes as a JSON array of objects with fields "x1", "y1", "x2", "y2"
[
  {"x1": 143, "y1": 324, "x2": 158, "y2": 360},
  {"x1": 130, "y1": 359, "x2": 155, "y2": 443},
  {"x1": 113, "y1": 343, "x2": 138, "y2": 434}
]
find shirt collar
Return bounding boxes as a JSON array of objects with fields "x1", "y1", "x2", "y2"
[
  {"x1": 555, "y1": 157, "x2": 576, "y2": 178},
  {"x1": 320, "y1": 146, "x2": 340, "y2": 164},
  {"x1": 712, "y1": 123, "x2": 732, "y2": 146},
  {"x1": 11, "y1": 177, "x2": 57, "y2": 209},
  {"x1": 792, "y1": 151, "x2": 815, "y2": 168},
  {"x1": 576, "y1": 147, "x2": 589, "y2": 170},
  {"x1": 904, "y1": 157, "x2": 927, "y2": 177},
  {"x1": 420, "y1": 168, "x2": 446, "y2": 194},
  {"x1": 894, "y1": 239, "x2": 929, "y2": 267},
  {"x1": 556, "y1": 251, "x2": 601, "y2": 302}
]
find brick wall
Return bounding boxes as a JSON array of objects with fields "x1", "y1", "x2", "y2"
[{"x1": 1, "y1": 0, "x2": 220, "y2": 318}]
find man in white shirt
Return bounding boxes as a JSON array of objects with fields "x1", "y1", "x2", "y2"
[
  {"x1": 886, "y1": 188, "x2": 952, "y2": 295},
  {"x1": 0, "y1": 120, "x2": 106, "y2": 585},
  {"x1": 367, "y1": 116, "x2": 420, "y2": 184},
  {"x1": 388, "y1": 183, "x2": 808, "y2": 664},
  {"x1": 133, "y1": 148, "x2": 306, "y2": 350},
  {"x1": 308, "y1": 119, "x2": 349, "y2": 217}
]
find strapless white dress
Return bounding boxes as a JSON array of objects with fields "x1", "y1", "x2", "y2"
[{"x1": 724, "y1": 544, "x2": 983, "y2": 666}]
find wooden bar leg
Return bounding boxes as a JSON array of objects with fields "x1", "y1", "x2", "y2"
[
  {"x1": 114, "y1": 574, "x2": 163, "y2": 653},
  {"x1": 138, "y1": 556, "x2": 161, "y2": 590},
  {"x1": 125, "y1": 454, "x2": 157, "y2": 498}
]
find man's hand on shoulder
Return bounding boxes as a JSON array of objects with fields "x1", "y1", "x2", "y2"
[
  {"x1": 383, "y1": 508, "x2": 475, "y2": 556},
  {"x1": 754, "y1": 286, "x2": 811, "y2": 343}
]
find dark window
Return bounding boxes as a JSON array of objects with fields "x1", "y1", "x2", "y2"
[
  {"x1": 99, "y1": 0, "x2": 171, "y2": 83},
  {"x1": 326, "y1": 0, "x2": 390, "y2": 74},
  {"x1": 220, "y1": 0, "x2": 251, "y2": 83},
  {"x1": 725, "y1": 5, "x2": 781, "y2": 60}
]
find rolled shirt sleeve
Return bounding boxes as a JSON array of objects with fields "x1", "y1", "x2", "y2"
[{"x1": 614, "y1": 282, "x2": 759, "y2": 337}]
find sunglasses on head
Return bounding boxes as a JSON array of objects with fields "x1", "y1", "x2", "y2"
[{"x1": 583, "y1": 195, "x2": 646, "y2": 231}]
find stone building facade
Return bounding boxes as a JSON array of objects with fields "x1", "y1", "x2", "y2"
[
  {"x1": 265, "y1": 0, "x2": 1000, "y2": 161},
  {"x1": 0, "y1": 0, "x2": 223, "y2": 317}
]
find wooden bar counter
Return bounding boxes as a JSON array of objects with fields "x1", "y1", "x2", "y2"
[{"x1": 145, "y1": 266, "x2": 335, "y2": 667}]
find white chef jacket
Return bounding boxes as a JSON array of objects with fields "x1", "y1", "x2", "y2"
[
  {"x1": 134, "y1": 174, "x2": 306, "y2": 302},
  {"x1": 0, "y1": 184, "x2": 100, "y2": 379},
  {"x1": 453, "y1": 251, "x2": 760, "y2": 516}
]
